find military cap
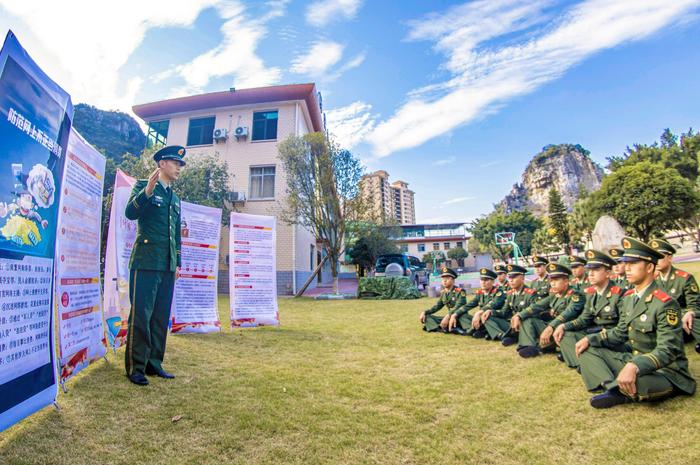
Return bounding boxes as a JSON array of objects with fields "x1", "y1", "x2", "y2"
[
  {"x1": 440, "y1": 267, "x2": 458, "y2": 279},
  {"x1": 532, "y1": 256, "x2": 549, "y2": 266},
  {"x1": 479, "y1": 268, "x2": 497, "y2": 280},
  {"x1": 506, "y1": 264, "x2": 527, "y2": 275},
  {"x1": 649, "y1": 238, "x2": 677, "y2": 256},
  {"x1": 568, "y1": 255, "x2": 587, "y2": 267},
  {"x1": 619, "y1": 237, "x2": 665, "y2": 264},
  {"x1": 546, "y1": 262, "x2": 572, "y2": 278},
  {"x1": 494, "y1": 264, "x2": 507, "y2": 274},
  {"x1": 608, "y1": 247, "x2": 624, "y2": 262},
  {"x1": 153, "y1": 145, "x2": 186, "y2": 165},
  {"x1": 584, "y1": 249, "x2": 616, "y2": 269}
]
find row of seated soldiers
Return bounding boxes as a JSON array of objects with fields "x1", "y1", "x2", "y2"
[{"x1": 420, "y1": 236, "x2": 699, "y2": 409}]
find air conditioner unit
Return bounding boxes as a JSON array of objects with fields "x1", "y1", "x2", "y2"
[
  {"x1": 228, "y1": 191, "x2": 246, "y2": 203},
  {"x1": 213, "y1": 128, "x2": 228, "y2": 141},
  {"x1": 234, "y1": 126, "x2": 248, "y2": 140}
]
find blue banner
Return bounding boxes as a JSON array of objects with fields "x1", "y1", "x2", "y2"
[{"x1": 0, "y1": 30, "x2": 72, "y2": 432}]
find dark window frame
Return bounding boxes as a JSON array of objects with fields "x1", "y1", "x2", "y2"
[
  {"x1": 252, "y1": 110, "x2": 279, "y2": 141},
  {"x1": 187, "y1": 116, "x2": 216, "y2": 146}
]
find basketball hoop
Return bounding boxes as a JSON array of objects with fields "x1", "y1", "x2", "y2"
[{"x1": 495, "y1": 232, "x2": 515, "y2": 246}]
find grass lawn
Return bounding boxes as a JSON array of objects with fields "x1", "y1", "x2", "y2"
[{"x1": 1, "y1": 295, "x2": 699, "y2": 464}]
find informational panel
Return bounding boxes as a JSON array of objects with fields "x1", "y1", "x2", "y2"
[
  {"x1": 171, "y1": 201, "x2": 222, "y2": 334},
  {"x1": 102, "y1": 170, "x2": 136, "y2": 349},
  {"x1": 0, "y1": 30, "x2": 72, "y2": 432},
  {"x1": 55, "y1": 128, "x2": 106, "y2": 383},
  {"x1": 229, "y1": 212, "x2": 279, "y2": 327}
]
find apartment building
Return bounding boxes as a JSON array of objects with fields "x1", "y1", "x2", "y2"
[
  {"x1": 132, "y1": 83, "x2": 329, "y2": 295},
  {"x1": 360, "y1": 170, "x2": 416, "y2": 224}
]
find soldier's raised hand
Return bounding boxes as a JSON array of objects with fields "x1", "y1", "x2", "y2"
[{"x1": 145, "y1": 168, "x2": 161, "y2": 197}]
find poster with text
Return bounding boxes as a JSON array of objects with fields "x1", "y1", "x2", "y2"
[
  {"x1": 102, "y1": 170, "x2": 136, "y2": 350},
  {"x1": 171, "y1": 201, "x2": 222, "y2": 333},
  {"x1": 229, "y1": 212, "x2": 279, "y2": 327},
  {"x1": 55, "y1": 128, "x2": 106, "y2": 383},
  {"x1": 0, "y1": 30, "x2": 72, "y2": 432}
]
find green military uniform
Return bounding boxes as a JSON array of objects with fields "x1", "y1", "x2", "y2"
[
  {"x1": 568, "y1": 255, "x2": 588, "y2": 292},
  {"x1": 650, "y1": 238, "x2": 700, "y2": 351},
  {"x1": 494, "y1": 264, "x2": 511, "y2": 292},
  {"x1": 456, "y1": 268, "x2": 506, "y2": 334},
  {"x1": 423, "y1": 268, "x2": 466, "y2": 332},
  {"x1": 517, "y1": 263, "x2": 585, "y2": 357},
  {"x1": 529, "y1": 255, "x2": 550, "y2": 301},
  {"x1": 559, "y1": 250, "x2": 626, "y2": 369},
  {"x1": 580, "y1": 237, "x2": 696, "y2": 407},
  {"x1": 124, "y1": 146, "x2": 184, "y2": 383},
  {"x1": 483, "y1": 264, "x2": 536, "y2": 342}
]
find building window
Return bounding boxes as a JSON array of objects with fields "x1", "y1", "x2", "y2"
[
  {"x1": 187, "y1": 116, "x2": 215, "y2": 146},
  {"x1": 400, "y1": 244, "x2": 408, "y2": 253},
  {"x1": 249, "y1": 166, "x2": 275, "y2": 199},
  {"x1": 146, "y1": 120, "x2": 169, "y2": 149},
  {"x1": 456, "y1": 242, "x2": 463, "y2": 249},
  {"x1": 252, "y1": 110, "x2": 278, "y2": 141},
  {"x1": 417, "y1": 243, "x2": 426, "y2": 252},
  {"x1": 444, "y1": 242, "x2": 451, "y2": 250},
  {"x1": 433, "y1": 243, "x2": 440, "y2": 251}
]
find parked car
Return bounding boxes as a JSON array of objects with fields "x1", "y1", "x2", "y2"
[{"x1": 374, "y1": 254, "x2": 429, "y2": 289}]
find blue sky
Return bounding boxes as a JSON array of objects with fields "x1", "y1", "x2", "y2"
[{"x1": 2, "y1": 0, "x2": 700, "y2": 224}]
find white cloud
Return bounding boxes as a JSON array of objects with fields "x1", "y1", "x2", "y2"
[
  {"x1": 306, "y1": 0, "x2": 362, "y2": 27},
  {"x1": 367, "y1": 0, "x2": 700, "y2": 157},
  {"x1": 291, "y1": 41, "x2": 344, "y2": 76},
  {"x1": 441, "y1": 196, "x2": 476, "y2": 206},
  {"x1": 325, "y1": 101, "x2": 377, "y2": 149},
  {"x1": 173, "y1": 1, "x2": 284, "y2": 95},
  {"x1": 0, "y1": 0, "x2": 220, "y2": 112},
  {"x1": 432, "y1": 156, "x2": 456, "y2": 166}
]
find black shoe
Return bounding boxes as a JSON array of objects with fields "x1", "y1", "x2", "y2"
[
  {"x1": 472, "y1": 329, "x2": 486, "y2": 339},
  {"x1": 465, "y1": 328, "x2": 475, "y2": 336},
  {"x1": 146, "y1": 367, "x2": 175, "y2": 379},
  {"x1": 128, "y1": 373, "x2": 149, "y2": 386},
  {"x1": 557, "y1": 353, "x2": 565, "y2": 362},
  {"x1": 518, "y1": 346, "x2": 540, "y2": 358},
  {"x1": 695, "y1": 343, "x2": 700, "y2": 354},
  {"x1": 541, "y1": 345, "x2": 556, "y2": 354},
  {"x1": 590, "y1": 389, "x2": 633, "y2": 409},
  {"x1": 484, "y1": 334, "x2": 492, "y2": 340},
  {"x1": 501, "y1": 336, "x2": 516, "y2": 347},
  {"x1": 451, "y1": 327, "x2": 467, "y2": 336}
]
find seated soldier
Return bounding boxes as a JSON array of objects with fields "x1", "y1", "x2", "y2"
[
  {"x1": 450, "y1": 268, "x2": 505, "y2": 337},
  {"x1": 609, "y1": 247, "x2": 630, "y2": 288},
  {"x1": 529, "y1": 255, "x2": 551, "y2": 302},
  {"x1": 554, "y1": 250, "x2": 625, "y2": 372},
  {"x1": 650, "y1": 238, "x2": 700, "y2": 354},
  {"x1": 480, "y1": 264, "x2": 536, "y2": 346},
  {"x1": 511, "y1": 263, "x2": 585, "y2": 358},
  {"x1": 420, "y1": 267, "x2": 466, "y2": 333},
  {"x1": 494, "y1": 264, "x2": 511, "y2": 292},
  {"x1": 575, "y1": 237, "x2": 696, "y2": 408},
  {"x1": 569, "y1": 255, "x2": 588, "y2": 292}
]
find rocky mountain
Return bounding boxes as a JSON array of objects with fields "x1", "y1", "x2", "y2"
[
  {"x1": 72, "y1": 104, "x2": 146, "y2": 161},
  {"x1": 498, "y1": 144, "x2": 604, "y2": 216}
]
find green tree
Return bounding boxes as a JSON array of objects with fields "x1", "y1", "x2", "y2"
[
  {"x1": 548, "y1": 187, "x2": 571, "y2": 253},
  {"x1": 345, "y1": 221, "x2": 400, "y2": 276},
  {"x1": 531, "y1": 221, "x2": 560, "y2": 255},
  {"x1": 470, "y1": 207, "x2": 542, "y2": 260},
  {"x1": 278, "y1": 132, "x2": 367, "y2": 294},
  {"x1": 447, "y1": 246, "x2": 468, "y2": 261},
  {"x1": 589, "y1": 161, "x2": 700, "y2": 241}
]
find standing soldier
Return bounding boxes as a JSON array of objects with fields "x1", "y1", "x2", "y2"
[
  {"x1": 123, "y1": 145, "x2": 185, "y2": 386},
  {"x1": 609, "y1": 247, "x2": 629, "y2": 288},
  {"x1": 554, "y1": 250, "x2": 625, "y2": 371},
  {"x1": 458, "y1": 268, "x2": 506, "y2": 337},
  {"x1": 494, "y1": 264, "x2": 511, "y2": 292},
  {"x1": 650, "y1": 238, "x2": 700, "y2": 354},
  {"x1": 529, "y1": 255, "x2": 550, "y2": 301},
  {"x1": 511, "y1": 263, "x2": 585, "y2": 358},
  {"x1": 420, "y1": 267, "x2": 466, "y2": 333},
  {"x1": 575, "y1": 237, "x2": 696, "y2": 408},
  {"x1": 569, "y1": 255, "x2": 588, "y2": 291},
  {"x1": 481, "y1": 264, "x2": 536, "y2": 346}
]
